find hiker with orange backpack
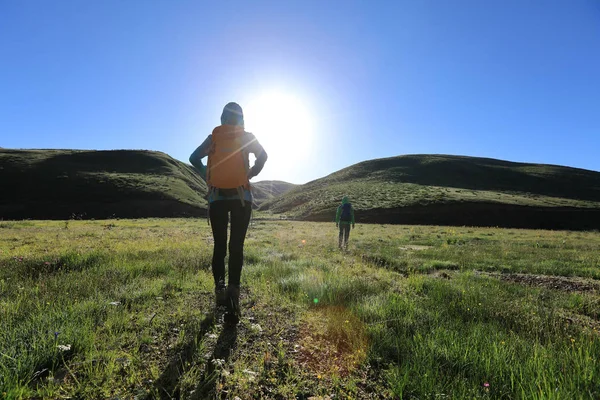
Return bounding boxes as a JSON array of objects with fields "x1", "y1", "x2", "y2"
[
  {"x1": 189, "y1": 102, "x2": 267, "y2": 324},
  {"x1": 335, "y1": 196, "x2": 355, "y2": 250}
]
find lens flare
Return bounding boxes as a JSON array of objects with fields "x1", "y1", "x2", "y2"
[{"x1": 245, "y1": 90, "x2": 315, "y2": 179}]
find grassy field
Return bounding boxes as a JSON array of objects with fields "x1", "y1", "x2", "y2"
[{"x1": 1, "y1": 219, "x2": 599, "y2": 399}]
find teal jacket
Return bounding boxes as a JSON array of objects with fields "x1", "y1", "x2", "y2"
[{"x1": 335, "y1": 197, "x2": 355, "y2": 225}]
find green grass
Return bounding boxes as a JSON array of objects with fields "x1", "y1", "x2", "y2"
[{"x1": 1, "y1": 220, "x2": 599, "y2": 398}]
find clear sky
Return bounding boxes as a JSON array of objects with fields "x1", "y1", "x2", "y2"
[{"x1": 1, "y1": 1, "x2": 599, "y2": 184}]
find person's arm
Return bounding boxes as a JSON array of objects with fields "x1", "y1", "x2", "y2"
[
  {"x1": 335, "y1": 206, "x2": 341, "y2": 226},
  {"x1": 250, "y1": 149, "x2": 267, "y2": 179},
  {"x1": 245, "y1": 133, "x2": 268, "y2": 179},
  {"x1": 189, "y1": 135, "x2": 212, "y2": 180},
  {"x1": 351, "y1": 206, "x2": 355, "y2": 228}
]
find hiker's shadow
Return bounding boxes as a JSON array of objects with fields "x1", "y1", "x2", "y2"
[
  {"x1": 151, "y1": 313, "x2": 216, "y2": 400},
  {"x1": 190, "y1": 322, "x2": 238, "y2": 400}
]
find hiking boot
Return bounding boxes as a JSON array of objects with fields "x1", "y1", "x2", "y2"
[
  {"x1": 224, "y1": 285, "x2": 241, "y2": 325},
  {"x1": 215, "y1": 283, "x2": 228, "y2": 310}
]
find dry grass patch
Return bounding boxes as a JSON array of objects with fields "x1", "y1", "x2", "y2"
[
  {"x1": 296, "y1": 306, "x2": 368, "y2": 379},
  {"x1": 398, "y1": 245, "x2": 431, "y2": 251}
]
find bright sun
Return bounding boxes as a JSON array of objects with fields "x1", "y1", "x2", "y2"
[{"x1": 244, "y1": 91, "x2": 314, "y2": 173}]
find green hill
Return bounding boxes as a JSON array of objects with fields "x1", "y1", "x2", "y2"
[
  {"x1": 259, "y1": 154, "x2": 600, "y2": 230},
  {"x1": 0, "y1": 149, "x2": 208, "y2": 219},
  {"x1": 4, "y1": 151, "x2": 600, "y2": 228},
  {"x1": 251, "y1": 180, "x2": 297, "y2": 207}
]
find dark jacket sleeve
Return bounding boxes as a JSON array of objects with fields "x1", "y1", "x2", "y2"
[
  {"x1": 246, "y1": 133, "x2": 268, "y2": 178},
  {"x1": 189, "y1": 135, "x2": 212, "y2": 179}
]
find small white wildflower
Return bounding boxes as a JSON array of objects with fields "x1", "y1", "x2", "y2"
[
  {"x1": 211, "y1": 358, "x2": 225, "y2": 368},
  {"x1": 57, "y1": 344, "x2": 71, "y2": 352},
  {"x1": 242, "y1": 369, "x2": 257, "y2": 381}
]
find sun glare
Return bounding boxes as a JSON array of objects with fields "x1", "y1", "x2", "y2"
[{"x1": 244, "y1": 91, "x2": 314, "y2": 175}]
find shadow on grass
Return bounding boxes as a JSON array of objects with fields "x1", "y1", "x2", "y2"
[
  {"x1": 150, "y1": 313, "x2": 216, "y2": 400},
  {"x1": 190, "y1": 323, "x2": 238, "y2": 400},
  {"x1": 148, "y1": 312, "x2": 239, "y2": 400}
]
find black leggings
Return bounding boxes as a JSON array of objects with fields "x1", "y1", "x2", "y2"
[
  {"x1": 339, "y1": 223, "x2": 351, "y2": 247},
  {"x1": 209, "y1": 200, "x2": 252, "y2": 287}
]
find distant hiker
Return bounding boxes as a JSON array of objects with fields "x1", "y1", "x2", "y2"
[
  {"x1": 335, "y1": 196, "x2": 355, "y2": 250},
  {"x1": 189, "y1": 102, "x2": 268, "y2": 324}
]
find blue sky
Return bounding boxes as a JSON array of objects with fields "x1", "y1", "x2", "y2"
[{"x1": 1, "y1": 1, "x2": 599, "y2": 184}]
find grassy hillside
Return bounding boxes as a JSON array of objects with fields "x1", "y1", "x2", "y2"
[
  {"x1": 4, "y1": 150, "x2": 600, "y2": 228},
  {"x1": 251, "y1": 180, "x2": 296, "y2": 207},
  {"x1": 1, "y1": 219, "x2": 599, "y2": 398},
  {"x1": 0, "y1": 149, "x2": 208, "y2": 219},
  {"x1": 259, "y1": 154, "x2": 600, "y2": 229}
]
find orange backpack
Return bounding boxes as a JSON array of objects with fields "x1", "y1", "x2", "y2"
[{"x1": 207, "y1": 125, "x2": 250, "y2": 190}]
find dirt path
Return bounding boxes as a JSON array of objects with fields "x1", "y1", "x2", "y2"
[{"x1": 489, "y1": 272, "x2": 600, "y2": 293}]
